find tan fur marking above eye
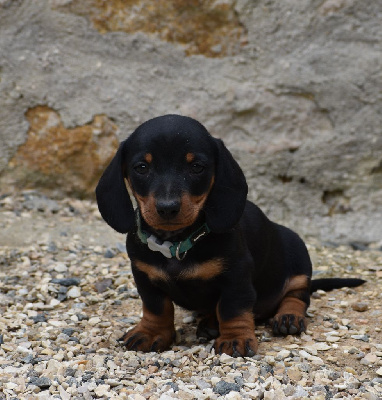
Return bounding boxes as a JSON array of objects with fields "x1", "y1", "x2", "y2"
[
  {"x1": 135, "y1": 260, "x2": 169, "y2": 282},
  {"x1": 180, "y1": 258, "x2": 224, "y2": 280},
  {"x1": 145, "y1": 153, "x2": 153, "y2": 163},
  {"x1": 186, "y1": 152, "x2": 195, "y2": 163},
  {"x1": 283, "y1": 275, "x2": 309, "y2": 294}
]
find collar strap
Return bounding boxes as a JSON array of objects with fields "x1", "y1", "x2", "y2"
[{"x1": 136, "y1": 212, "x2": 210, "y2": 260}]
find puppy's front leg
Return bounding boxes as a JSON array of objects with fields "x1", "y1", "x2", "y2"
[
  {"x1": 119, "y1": 264, "x2": 176, "y2": 352},
  {"x1": 214, "y1": 285, "x2": 258, "y2": 357},
  {"x1": 119, "y1": 297, "x2": 175, "y2": 352}
]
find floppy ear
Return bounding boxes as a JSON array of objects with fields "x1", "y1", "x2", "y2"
[
  {"x1": 204, "y1": 139, "x2": 248, "y2": 233},
  {"x1": 95, "y1": 140, "x2": 135, "y2": 233}
]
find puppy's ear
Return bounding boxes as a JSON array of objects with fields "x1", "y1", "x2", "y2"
[
  {"x1": 95, "y1": 140, "x2": 135, "y2": 233},
  {"x1": 205, "y1": 139, "x2": 248, "y2": 232}
]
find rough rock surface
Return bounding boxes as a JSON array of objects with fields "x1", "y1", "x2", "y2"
[
  {"x1": 8, "y1": 106, "x2": 119, "y2": 196},
  {"x1": 0, "y1": 0, "x2": 381, "y2": 242}
]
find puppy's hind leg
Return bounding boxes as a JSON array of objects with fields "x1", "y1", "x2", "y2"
[
  {"x1": 196, "y1": 312, "x2": 220, "y2": 341},
  {"x1": 271, "y1": 275, "x2": 310, "y2": 336}
]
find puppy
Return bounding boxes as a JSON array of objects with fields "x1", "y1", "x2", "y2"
[{"x1": 96, "y1": 114, "x2": 364, "y2": 356}]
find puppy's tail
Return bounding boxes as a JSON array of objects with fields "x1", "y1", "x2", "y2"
[{"x1": 310, "y1": 278, "x2": 366, "y2": 294}]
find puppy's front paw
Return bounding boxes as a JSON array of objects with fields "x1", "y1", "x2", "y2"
[
  {"x1": 214, "y1": 335, "x2": 258, "y2": 357},
  {"x1": 119, "y1": 324, "x2": 175, "y2": 352},
  {"x1": 272, "y1": 313, "x2": 306, "y2": 336},
  {"x1": 215, "y1": 310, "x2": 258, "y2": 357}
]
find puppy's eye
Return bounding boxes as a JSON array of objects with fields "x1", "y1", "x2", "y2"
[
  {"x1": 134, "y1": 162, "x2": 149, "y2": 175},
  {"x1": 190, "y1": 163, "x2": 205, "y2": 174}
]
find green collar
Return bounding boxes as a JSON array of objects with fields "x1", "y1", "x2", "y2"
[{"x1": 136, "y1": 211, "x2": 210, "y2": 260}]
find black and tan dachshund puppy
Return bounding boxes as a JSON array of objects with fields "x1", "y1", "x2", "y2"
[{"x1": 96, "y1": 114, "x2": 364, "y2": 357}]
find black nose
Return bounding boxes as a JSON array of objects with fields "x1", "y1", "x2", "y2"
[{"x1": 156, "y1": 199, "x2": 181, "y2": 219}]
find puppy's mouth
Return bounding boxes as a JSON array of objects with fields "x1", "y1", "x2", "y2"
[
  {"x1": 150, "y1": 215, "x2": 208, "y2": 242},
  {"x1": 154, "y1": 225, "x2": 188, "y2": 240},
  {"x1": 150, "y1": 220, "x2": 193, "y2": 232},
  {"x1": 140, "y1": 211, "x2": 199, "y2": 234},
  {"x1": 157, "y1": 222, "x2": 183, "y2": 229}
]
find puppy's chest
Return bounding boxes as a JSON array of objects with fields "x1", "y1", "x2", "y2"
[{"x1": 134, "y1": 257, "x2": 224, "y2": 283}]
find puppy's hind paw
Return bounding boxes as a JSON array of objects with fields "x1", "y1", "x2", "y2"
[
  {"x1": 196, "y1": 314, "x2": 220, "y2": 341},
  {"x1": 271, "y1": 314, "x2": 306, "y2": 336}
]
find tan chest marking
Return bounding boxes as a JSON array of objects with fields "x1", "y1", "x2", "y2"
[
  {"x1": 180, "y1": 258, "x2": 224, "y2": 280},
  {"x1": 135, "y1": 260, "x2": 169, "y2": 282},
  {"x1": 135, "y1": 258, "x2": 224, "y2": 282}
]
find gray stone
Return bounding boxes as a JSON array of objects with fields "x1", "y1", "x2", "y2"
[
  {"x1": 213, "y1": 380, "x2": 241, "y2": 395},
  {"x1": 94, "y1": 278, "x2": 113, "y2": 293},
  {"x1": 31, "y1": 314, "x2": 47, "y2": 323},
  {"x1": 29, "y1": 377, "x2": 52, "y2": 389},
  {"x1": 194, "y1": 379, "x2": 211, "y2": 390},
  {"x1": 50, "y1": 278, "x2": 81, "y2": 287},
  {"x1": 103, "y1": 249, "x2": 116, "y2": 259}
]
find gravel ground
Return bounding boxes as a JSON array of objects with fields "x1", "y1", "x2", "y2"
[{"x1": 0, "y1": 191, "x2": 382, "y2": 400}]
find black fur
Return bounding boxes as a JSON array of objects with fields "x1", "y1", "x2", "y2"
[{"x1": 96, "y1": 114, "x2": 366, "y2": 356}]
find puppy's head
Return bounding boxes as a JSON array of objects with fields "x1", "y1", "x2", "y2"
[{"x1": 96, "y1": 115, "x2": 247, "y2": 234}]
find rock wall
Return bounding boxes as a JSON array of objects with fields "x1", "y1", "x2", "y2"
[
  {"x1": 8, "y1": 106, "x2": 118, "y2": 196},
  {"x1": 0, "y1": 0, "x2": 381, "y2": 243}
]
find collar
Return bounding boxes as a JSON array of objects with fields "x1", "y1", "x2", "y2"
[{"x1": 135, "y1": 211, "x2": 210, "y2": 260}]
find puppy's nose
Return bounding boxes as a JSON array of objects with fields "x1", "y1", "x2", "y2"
[{"x1": 156, "y1": 199, "x2": 181, "y2": 219}]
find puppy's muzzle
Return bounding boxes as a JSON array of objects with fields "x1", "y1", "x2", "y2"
[{"x1": 156, "y1": 199, "x2": 181, "y2": 220}]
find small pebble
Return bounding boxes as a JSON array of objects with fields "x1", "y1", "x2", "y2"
[
  {"x1": 345, "y1": 366, "x2": 357, "y2": 374},
  {"x1": 360, "y1": 353, "x2": 378, "y2": 365},
  {"x1": 213, "y1": 381, "x2": 241, "y2": 396},
  {"x1": 95, "y1": 278, "x2": 113, "y2": 293},
  {"x1": 326, "y1": 336, "x2": 341, "y2": 343},
  {"x1": 276, "y1": 349, "x2": 291, "y2": 359},
  {"x1": 54, "y1": 263, "x2": 68, "y2": 273},
  {"x1": 195, "y1": 379, "x2": 211, "y2": 390},
  {"x1": 88, "y1": 317, "x2": 101, "y2": 326},
  {"x1": 67, "y1": 286, "x2": 81, "y2": 298},
  {"x1": 94, "y1": 384, "x2": 111, "y2": 397},
  {"x1": 351, "y1": 302, "x2": 369, "y2": 312},
  {"x1": 351, "y1": 334, "x2": 370, "y2": 342},
  {"x1": 220, "y1": 353, "x2": 235, "y2": 364},
  {"x1": 58, "y1": 386, "x2": 71, "y2": 400},
  {"x1": 104, "y1": 248, "x2": 116, "y2": 258},
  {"x1": 29, "y1": 377, "x2": 52, "y2": 389},
  {"x1": 287, "y1": 368, "x2": 303, "y2": 382},
  {"x1": 51, "y1": 278, "x2": 81, "y2": 287}
]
